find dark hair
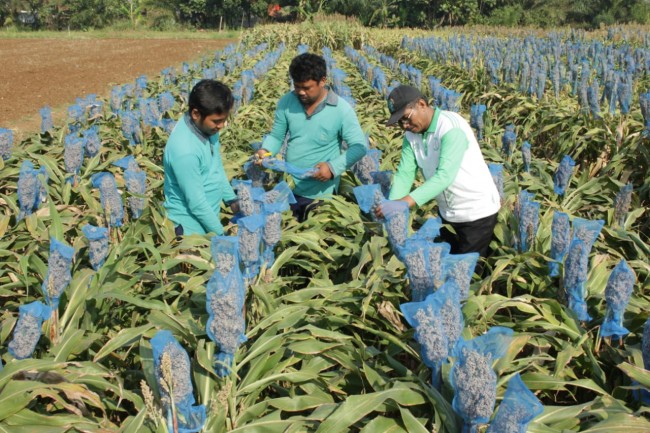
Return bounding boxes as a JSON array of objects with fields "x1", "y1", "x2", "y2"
[
  {"x1": 188, "y1": 79, "x2": 234, "y2": 117},
  {"x1": 289, "y1": 53, "x2": 327, "y2": 83}
]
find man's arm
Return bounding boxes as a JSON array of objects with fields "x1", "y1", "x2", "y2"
[
  {"x1": 172, "y1": 153, "x2": 224, "y2": 234},
  {"x1": 326, "y1": 107, "x2": 367, "y2": 177},
  {"x1": 260, "y1": 96, "x2": 289, "y2": 156},
  {"x1": 389, "y1": 136, "x2": 418, "y2": 201},
  {"x1": 408, "y1": 129, "x2": 468, "y2": 206}
]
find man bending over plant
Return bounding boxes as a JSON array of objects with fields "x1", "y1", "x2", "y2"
[
  {"x1": 163, "y1": 79, "x2": 238, "y2": 236},
  {"x1": 255, "y1": 53, "x2": 367, "y2": 222}
]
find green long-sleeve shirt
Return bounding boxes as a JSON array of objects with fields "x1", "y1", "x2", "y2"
[
  {"x1": 163, "y1": 114, "x2": 236, "y2": 235},
  {"x1": 389, "y1": 109, "x2": 468, "y2": 206},
  {"x1": 262, "y1": 89, "x2": 367, "y2": 199}
]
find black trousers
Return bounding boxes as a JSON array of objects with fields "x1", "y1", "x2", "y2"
[
  {"x1": 439, "y1": 212, "x2": 498, "y2": 258},
  {"x1": 290, "y1": 195, "x2": 323, "y2": 223}
]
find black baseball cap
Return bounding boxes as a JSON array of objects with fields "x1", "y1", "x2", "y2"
[{"x1": 386, "y1": 85, "x2": 424, "y2": 126}]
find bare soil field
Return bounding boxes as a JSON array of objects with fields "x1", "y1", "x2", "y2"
[{"x1": 0, "y1": 38, "x2": 236, "y2": 139}]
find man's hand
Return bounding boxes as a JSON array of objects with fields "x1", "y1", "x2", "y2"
[
  {"x1": 254, "y1": 148, "x2": 272, "y2": 166},
  {"x1": 312, "y1": 162, "x2": 333, "y2": 182},
  {"x1": 374, "y1": 197, "x2": 415, "y2": 219}
]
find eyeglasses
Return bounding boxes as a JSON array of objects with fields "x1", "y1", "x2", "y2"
[{"x1": 398, "y1": 108, "x2": 415, "y2": 126}]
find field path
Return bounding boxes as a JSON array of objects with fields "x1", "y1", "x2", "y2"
[{"x1": 0, "y1": 37, "x2": 236, "y2": 139}]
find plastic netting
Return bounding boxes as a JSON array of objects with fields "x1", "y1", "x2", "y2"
[
  {"x1": 486, "y1": 373, "x2": 544, "y2": 433},
  {"x1": 112, "y1": 155, "x2": 139, "y2": 171},
  {"x1": 549, "y1": 211, "x2": 571, "y2": 277},
  {"x1": 443, "y1": 253, "x2": 480, "y2": 300},
  {"x1": 411, "y1": 217, "x2": 443, "y2": 242},
  {"x1": 64, "y1": 134, "x2": 85, "y2": 177},
  {"x1": 82, "y1": 126, "x2": 102, "y2": 158},
  {"x1": 91, "y1": 172, "x2": 124, "y2": 227},
  {"x1": 487, "y1": 163, "x2": 504, "y2": 202},
  {"x1": 601, "y1": 259, "x2": 636, "y2": 339},
  {"x1": 261, "y1": 157, "x2": 318, "y2": 180},
  {"x1": 501, "y1": 124, "x2": 516, "y2": 157},
  {"x1": 382, "y1": 200, "x2": 410, "y2": 257},
  {"x1": 450, "y1": 327, "x2": 514, "y2": 433},
  {"x1": 470, "y1": 104, "x2": 486, "y2": 140},
  {"x1": 238, "y1": 214, "x2": 265, "y2": 281},
  {"x1": 8, "y1": 301, "x2": 52, "y2": 360},
  {"x1": 370, "y1": 170, "x2": 393, "y2": 198},
  {"x1": 553, "y1": 155, "x2": 576, "y2": 195},
  {"x1": 517, "y1": 199, "x2": 540, "y2": 253},
  {"x1": 352, "y1": 148, "x2": 381, "y2": 185},
  {"x1": 262, "y1": 201, "x2": 286, "y2": 267},
  {"x1": 17, "y1": 160, "x2": 48, "y2": 221},
  {"x1": 400, "y1": 280, "x2": 464, "y2": 389},
  {"x1": 613, "y1": 183, "x2": 633, "y2": 227},
  {"x1": 150, "y1": 330, "x2": 206, "y2": 433},
  {"x1": 40, "y1": 106, "x2": 54, "y2": 134},
  {"x1": 571, "y1": 217, "x2": 604, "y2": 253},
  {"x1": 41, "y1": 238, "x2": 75, "y2": 309},
  {"x1": 401, "y1": 239, "x2": 438, "y2": 302},
  {"x1": 353, "y1": 183, "x2": 384, "y2": 216},
  {"x1": 264, "y1": 181, "x2": 296, "y2": 206},
  {"x1": 244, "y1": 159, "x2": 271, "y2": 188},
  {"x1": 232, "y1": 180, "x2": 257, "y2": 217},
  {"x1": 124, "y1": 169, "x2": 146, "y2": 219},
  {"x1": 82, "y1": 224, "x2": 109, "y2": 271},
  {"x1": 0, "y1": 128, "x2": 12, "y2": 160},
  {"x1": 563, "y1": 238, "x2": 591, "y2": 321},
  {"x1": 120, "y1": 110, "x2": 142, "y2": 146},
  {"x1": 521, "y1": 141, "x2": 531, "y2": 173}
]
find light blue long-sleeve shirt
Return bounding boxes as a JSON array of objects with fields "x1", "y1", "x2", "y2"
[
  {"x1": 262, "y1": 89, "x2": 367, "y2": 199},
  {"x1": 163, "y1": 114, "x2": 236, "y2": 235}
]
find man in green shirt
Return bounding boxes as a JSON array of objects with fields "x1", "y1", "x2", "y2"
[
  {"x1": 377, "y1": 85, "x2": 501, "y2": 257},
  {"x1": 163, "y1": 80, "x2": 239, "y2": 236},
  {"x1": 255, "y1": 53, "x2": 367, "y2": 222}
]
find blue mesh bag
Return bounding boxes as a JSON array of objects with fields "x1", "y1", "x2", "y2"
[
  {"x1": 400, "y1": 281, "x2": 464, "y2": 389},
  {"x1": 563, "y1": 239, "x2": 591, "y2": 321},
  {"x1": 636, "y1": 318, "x2": 650, "y2": 404},
  {"x1": 91, "y1": 172, "x2": 124, "y2": 228},
  {"x1": 40, "y1": 106, "x2": 54, "y2": 134},
  {"x1": 17, "y1": 161, "x2": 48, "y2": 221},
  {"x1": 352, "y1": 148, "x2": 381, "y2": 185},
  {"x1": 232, "y1": 179, "x2": 257, "y2": 217},
  {"x1": 502, "y1": 124, "x2": 516, "y2": 157},
  {"x1": 443, "y1": 253, "x2": 480, "y2": 300},
  {"x1": 488, "y1": 164, "x2": 504, "y2": 201},
  {"x1": 352, "y1": 183, "x2": 384, "y2": 215},
  {"x1": 124, "y1": 169, "x2": 146, "y2": 219},
  {"x1": 159, "y1": 91, "x2": 175, "y2": 113},
  {"x1": 68, "y1": 104, "x2": 85, "y2": 126},
  {"x1": 549, "y1": 211, "x2": 571, "y2": 277},
  {"x1": 521, "y1": 141, "x2": 531, "y2": 173},
  {"x1": 211, "y1": 236, "x2": 241, "y2": 276},
  {"x1": 381, "y1": 200, "x2": 410, "y2": 255},
  {"x1": 8, "y1": 301, "x2": 52, "y2": 360},
  {"x1": 486, "y1": 373, "x2": 544, "y2": 433},
  {"x1": 82, "y1": 126, "x2": 101, "y2": 158},
  {"x1": 112, "y1": 155, "x2": 139, "y2": 171},
  {"x1": 370, "y1": 170, "x2": 393, "y2": 198},
  {"x1": 237, "y1": 214, "x2": 265, "y2": 281},
  {"x1": 571, "y1": 217, "x2": 604, "y2": 253},
  {"x1": 470, "y1": 104, "x2": 486, "y2": 140},
  {"x1": 262, "y1": 201, "x2": 287, "y2": 267},
  {"x1": 264, "y1": 181, "x2": 296, "y2": 206},
  {"x1": 412, "y1": 217, "x2": 443, "y2": 242},
  {"x1": 517, "y1": 199, "x2": 540, "y2": 253},
  {"x1": 613, "y1": 183, "x2": 633, "y2": 227},
  {"x1": 244, "y1": 159, "x2": 271, "y2": 188},
  {"x1": 601, "y1": 260, "x2": 636, "y2": 340},
  {"x1": 64, "y1": 134, "x2": 85, "y2": 178},
  {"x1": 261, "y1": 157, "x2": 318, "y2": 180},
  {"x1": 450, "y1": 327, "x2": 514, "y2": 433},
  {"x1": 120, "y1": 110, "x2": 142, "y2": 146},
  {"x1": 150, "y1": 330, "x2": 206, "y2": 433},
  {"x1": 400, "y1": 239, "x2": 437, "y2": 302},
  {"x1": 207, "y1": 270, "x2": 247, "y2": 377},
  {"x1": 0, "y1": 128, "x2": 12, "y2": 160},
  {"x1": 425, "y1": 242, "x2": 451, "y2": 291},
  {"x1": 82, "y1": 224, "x2": 109, "y2": 271},
  {"x1": 553, "y1": 155, "x2": 576, "y2": 195},
  {"x1": 41, "y1": 238, "x2": 75, "y2": 309}
]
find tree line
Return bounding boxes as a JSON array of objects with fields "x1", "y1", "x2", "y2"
[{"x1": 1, "y1": 0, "x2": 649, "y2": 31}]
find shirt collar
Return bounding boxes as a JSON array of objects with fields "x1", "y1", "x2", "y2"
[
  {"x1": 424, "y1": 107, "x2": 440, "y2": 137},
  {"x1": 304, "y1": 87, "x2": 339, "y2": 118},
  {"x1": 184, "y1": 112, "x2": 210, "y2": 142}
]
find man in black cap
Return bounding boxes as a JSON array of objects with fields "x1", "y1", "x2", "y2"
[{"x1": 376, "y1": 85, "x2": 500, "y2": 258}]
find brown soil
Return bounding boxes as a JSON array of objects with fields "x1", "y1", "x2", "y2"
[{"x1": 0, "y1": 38, "x2": 237, "y2": 140}]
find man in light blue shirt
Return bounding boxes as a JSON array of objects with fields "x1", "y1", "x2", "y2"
[
  {"x1": 256, "y1": 53, "x2": 367, "y2": 221},
  {"x1": 163, "y1": 80, "x2": 239, "y2": 236}
]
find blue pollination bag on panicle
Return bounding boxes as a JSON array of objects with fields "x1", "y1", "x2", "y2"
[
  {"x1": 64, "y1": 134, "x2": 85, "y2": 179},
  {"x1": 8, "y1": 301, "x2": 53, "y2": 360},
  {"x1": 486, "y1": 373, "x2": 544, "y2": 433},
  {"x1": 601, "y1": 259, "x2": 636, "y2": 340},
  {"x1": 0, "y1": 128, "x2": 13, "y2": 160},
  {"x1": 352, "y1": 183, "x2": 384, "y2": 216},
  {"x1": 352, "y1": 148, "x2": 381, "y2": 185},
  {"x1": 443, "y1": 253, "x2": 480, "y2": 301},
  {"x1": 264, "y1": 181, "x2": 296, "y2": 206},
  {"x1": 232, "y1": 179, "x2": 257, "y2": 217},
  {"x1": 40, "y1": 106, "x2": 54, "y2": 134},
  {"x1": 501, "y1": 124, "x2": 516, "y2": 157},
  {"x1": 244, "y1": 159, "x2": 271, "y2": 188},
  {"x1": 382, "y1": 200, "x2": 410, "y2": 257},
  {"x1": 425, "y1": 242, "x2": 451, "y2": 291},
  {"x1": 370, "y1": 170, "x2": 393, "y2": 198},
  {"x1": 563, "y1": 238, "x2": 591, "y2": 321},
  {"x1": 150, "y1": 330, "x2": 206, "y2": 433},
  {"x1": 412, "y1": 217, "x2": 443, "y2": 242},
  {"x1": 513, "y1": 190, "x2": 533, "y2": 251},
  {"x1": 82, "y1": 126, "x2": 101, "y2": 158},
  {"x1": 112, "y1": 155, "x2": 139, "y2": 171},
  {"x1": 553, "y1": 155, "x2": 576, "y2": 195},
  {"x1": 488, "y1": 164, "x2": 504, "y2": 202},
  {"x1": 517, "y1": 199, "x2": 540, "y2": 253},
  {"x1": 549, "y1": 211, "x2": 571, "y2": 277},
  {"x1": 571, "y1": 217, "x2": 604, "y2": 254},
  {"x1": 124, "y1": 169, "x2": 146, "y2": 219},
  {"x1": 450, "y1": 327, "x2": 514, "y2": 433},
  {"x1": 41, "y1": 238, "x2": 75, "y2": 309},
  {"x1": 262, "y1": 201, "x2": 287, "y2": 267},
  {"x1": 521, "y1": 141, "x2": 532, "y2": 173},
  {"x1": 82, "y1": 224, "x2": 109, "y2": 271},
  {"x1": 613, "y1": 183, "x2": 633, "y2": 227},
  {"x1": 91, "y1": 172, "x2": 124, "y2": 228},
  {"x1": 17, "y1": 160, "x2": 48, "y2": 221},
  {"x1": 237, "y1": 214, "x2": 265, "y2": 281},
  {"x1": 261, "y1": 157, "x2": 318, "y2": 180},
  {"x1": 400, "y1": 238, "x2": 437, "y2": 302},
  {"x1": 400, "y1": 280, "x2": 464, "y2": 389}
]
